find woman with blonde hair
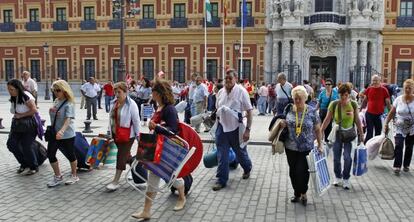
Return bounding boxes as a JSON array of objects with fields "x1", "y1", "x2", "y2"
[
  {"x1": 384, "y1": 79, "x2": 414, "y2": 174},
  {"x1": 46, "y1": 80, "x2": 79, "y2": 187},
  {"x1": 106, "y1": 82, "x2": 140, "y2": 191},
  {"x1": 280, "y1": 85, "x2": 323, "y2": 206}
]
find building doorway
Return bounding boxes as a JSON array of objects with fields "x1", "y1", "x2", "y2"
[{"x1": 309, "y1": 56, "x2": 337, "y2": 86}]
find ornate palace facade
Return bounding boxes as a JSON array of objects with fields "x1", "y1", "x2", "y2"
[
  {"x1": 0, "y1": 0, "x2": 266, "y2": 88},
  {"x1": 383, "y1": 0, "x2": 414, "y2": 86},
  {"x1": 265, "y1": 0, "x2": 384, "y2": 89}
]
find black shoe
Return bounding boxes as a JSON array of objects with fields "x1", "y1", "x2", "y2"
[
  {"x1": 93, "y1": 117, "x2": 98, "y2": 120},
  {"x1": 86, "y1": 118, "x2": 91, "y2": 120},
  {"x1": 403, "y1": 167, "x2": 410, "y2": 172},
  {"x1": 25, "y1": 168, "x2": 39, "y2": 176},
  {"x1": 290, "y1": 196, "x2": 300, "y2": 203},
  {"x1": 300, "y1": 195, "x2": 308, "y2": 206},
  {"x1": 17, "y1": 166, "x2": 26, "y2": 174},
  {"x1": 242, "y1": 171, "x2": 250, "y2": 180},
  {"x1": 212, "y1": 183, "x2": 225, "y2": 191}
]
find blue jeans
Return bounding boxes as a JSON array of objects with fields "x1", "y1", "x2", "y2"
[
  {"x1": 215, "y1": 123, "x2": 252, "y2": 186},
  {"x1": 257, "y1": 96, "x2": 267, "y2": 114},
  {"x1": 104, "y1": 95, "x2": 114, "y2": 113},
  {"x1": 394, "y1": 134, "x2": 414, "y2": 168},
  {"x1": 7, "y1": 130, "x2": 38, "y2": 170},
  {"x1": 276, "y1": 98, "x2": 290, "y2": 115},
  {"x1": 333, "y1": 134, "x2": 352, "y2": 180}
]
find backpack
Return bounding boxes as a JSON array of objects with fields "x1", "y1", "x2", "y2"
[{"x1": 379, "y1": 137, "x2": 395, "y2": 160}]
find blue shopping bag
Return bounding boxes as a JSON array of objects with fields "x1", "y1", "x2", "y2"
[{"x1": 353, "y1": 145, "x2": 368, "y2": 176}]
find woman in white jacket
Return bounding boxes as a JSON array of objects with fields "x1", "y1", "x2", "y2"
[{"x1": 106, "y1": 82, "x2": 140, "y2": 191}]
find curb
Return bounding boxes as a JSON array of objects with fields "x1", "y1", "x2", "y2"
[{"x1": 0, "y1": 130, "x2": 271, "y2": 146}]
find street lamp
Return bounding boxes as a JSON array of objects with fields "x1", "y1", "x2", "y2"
[
  {"x1": 43, "y1": 42, "x2": 50, "y2": 100},
  {"x1": 112, "y1": 0, "x2": 140, "y2": 82}
]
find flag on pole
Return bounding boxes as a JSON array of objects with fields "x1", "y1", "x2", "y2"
[
  {"x1": 205, "y1": 0, "x2": 212, "y2": 23},
  {"x1": 242, "y1": 0, "x2": 248, "y2": 28},
  {"x1": 125, "y1": 73, "x2": 132, "y2": 85},
  {"x1": 223, "y1": 0, "x2": 229, "y2": 25}
]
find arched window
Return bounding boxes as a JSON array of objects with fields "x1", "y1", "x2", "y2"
[{"x1": 315, "y1": 0, "x2": 333, "y2": 12}]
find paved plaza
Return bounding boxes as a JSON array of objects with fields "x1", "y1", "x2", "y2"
[{"x1": 0, "y1": 97, "x2": 413, "y2": 221}]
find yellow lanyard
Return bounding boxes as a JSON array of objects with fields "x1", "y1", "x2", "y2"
[{"x1": 295, "y1": 105, "x2": 307, "y2": 137}]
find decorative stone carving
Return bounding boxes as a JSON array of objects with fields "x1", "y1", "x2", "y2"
[
  {"x1": 271, "y1": 0, "x2": 281, "y2": 19},
  {"x1": 349, "y1": 0, "x2": 360, "y2": 16},
  {"x1": 281, "y1": 0, "x2": 291, "y2": 17},
  {"x1": 293, "y1": 0, "x2": 304, "y2": 17},
  {"x1": 306, "y1": 38, "x2": 341, "y2": 58}
]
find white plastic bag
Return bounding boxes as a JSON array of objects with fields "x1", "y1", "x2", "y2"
[
  {"x1": 365, "y1": 134, "x2": 385, "y2": 160},
  {"x1": 175, "y1": 101, "x2": 187, "y2": 113}
]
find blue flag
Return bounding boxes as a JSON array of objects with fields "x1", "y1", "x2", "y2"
[{"x1": 242, "y1": 0, "x2": 248, "y2": 27}]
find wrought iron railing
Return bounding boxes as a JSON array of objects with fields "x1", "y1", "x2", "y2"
[
  {"x1": 139, "y1": 18, "x2": 156, "y2": 29},
  {"x1": 53, "y1": 21, "x2": 68, "y2": 31},
  {"x1": 170, "y1": 18, "x2": 188, "y2": 28},
  {"x1": 80, "y1": 20, "x2": 97, "y2": 30},
  {"x1": 304, "y1": 13, "x2": 346, "y2": 25}
]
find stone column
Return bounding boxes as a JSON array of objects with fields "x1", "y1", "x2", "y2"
[
  {"x1": 350, "y1": 39, "x2": 358, "y2": 69},
  {"x1": 264, "y1": 34, "x2": 273, "y2": 83},
  {"x1": 360, "y1": 40, "x2": 368, "y2": 66},
  {"x1": 369, "y1": 41, "x2": 378, "y2": 71},
  {"x1": 282, "y1": 39, "x2": 290, "y2": 66}
]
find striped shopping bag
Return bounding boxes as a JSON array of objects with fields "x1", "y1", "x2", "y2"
[{"x1": 307, "y1": 148, "x2": 331, "y2": 196}]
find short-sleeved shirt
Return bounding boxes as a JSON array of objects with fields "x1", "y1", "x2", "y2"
[
  {"x1": 22, "y1": 78, "x2": 38, "y2": 93},
  {"x1": 258, "y1": 86, "x2": 269, "y2": 97},
  {"x1": 365, "y1": 86, "x2": 390, "y2": 115},
  {"x1": 318, "y1": 88, "x2": 339, "y2": 110},
  {"x1": 276, "y1": 82, "x2": 293, "y2": 99},
  {"x1": 10, "y1": 91, "x2": 35, "y2": 114},
  {"x1": 103, "y1": 83, "x2": 114, "y2": 96},
  {"x1": 393, "y1": 96, "x2": 414, "y2": 136},
  {"x1": 81, "y1": 82, "x2": 100, "y2": 98},
  {"x1": 137, "y1": 86, "x2": 152, "y2": 100},
  {"x1": 328, "y1": 100, "x2": 357, "y2": 129},
  {"x1": 188, "y1": 81, "x2": 196, "y2": 100},
  {"x1": 193, "y1": 83, "x2": 209, "y2": 103},
  {"x1": 285, "y1": 106, "x2": 320, "y2": 152},
  {"x1": 49, "y1": 99, "x2": 76, "y2": 139},
  {"x1": 216, "y1": 84, "x2": 253, "y2": 132},
  {"x1": 268, "y1": 86, "x2": 276, "y2": 98}
]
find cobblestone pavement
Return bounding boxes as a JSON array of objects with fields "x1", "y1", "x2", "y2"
[{"x1": 1, "y1": 133, "x2": 414, "y2": 222}]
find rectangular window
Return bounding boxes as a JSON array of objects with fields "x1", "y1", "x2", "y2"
[
  {"x1": 397, "y1": 62, "x2": 412, "y2": 87},
  {"x1": 57, "y1": 60, "x2": 68, "y2": 80},
  {"x1": 112, "y1": 59, "x2": 120, "y2": 82},
  {"x1": 206, "y1": 59, "x2": 218, "y2": 81},
  {"x1": 56, "y1": 8, "x2": 66, "y2": 22},
  {"x1": 174, "y1": 4, "x2": 186, "y2": 18},
  {"x1": 30, "y1": 60, "x2": 41, "y2": 82},
  {"x1": 143, "y1": 5, "x2": 154, "y2": 19},
  {"x1": 239, "y1": 2, "x2": 252, "y2": 17},
  {"x1": 29, "y1": 9, "x2": 39, "y2": 22},
  {"x1": 84, "y1": 7, "x2": 95, "y2": 21},
  {"x1": 173, "y1": 59, "x2": 185, "y2": 83},
  {"x1": 315, "y1": 0, "x2": 333, "y2": 12},
  {"x1": 401, "y1": 0, "x2": 414, "y2": 16},
  {"x1": 143, "y1": 59, "x2": 154, "y2": 80},
  {"x1": 84, "y1": 59, "x2": 95, "y2": 80},
  {"x1": 211, "y1": 3, "x2": 219, "y2": 18},
  {"x1": 4, "y1": 10, "x2": 13, "y2": 23},
  {"x1": 5, "y1": 60, "x2": 14, "y2": 81},
  {"x1": 238, "y1": 59, "x2": 252, "y2": 80}
]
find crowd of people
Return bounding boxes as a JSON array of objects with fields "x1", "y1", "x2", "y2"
[{"x1": 4, "y1": 68, "x2": 414, "y2": 218}]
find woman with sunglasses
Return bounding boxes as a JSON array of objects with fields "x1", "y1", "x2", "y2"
[
  {"x1": 317, "y1": 78, "x2": 339, "y2": 142},
  {"x1": 46, "y1": 80, "x2": 79, "y2": 187}
]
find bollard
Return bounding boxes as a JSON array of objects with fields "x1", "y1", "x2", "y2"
[
  {"x1": 0, "y1": 118, "x2": 4, "y2": 129},
  {"x1": 83, "y1": 120, "x2": 93, "y2": 133},
  {"x1": 41, "y1": 119, "x2": 46, "y2": 126}
]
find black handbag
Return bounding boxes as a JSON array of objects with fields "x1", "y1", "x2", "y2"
[
  {"x1": 337, "y1": 101, "x2": 357, "y2": 143},
  {"x1": 45, "y1": 100, "x2": 68, "y2": 142}
]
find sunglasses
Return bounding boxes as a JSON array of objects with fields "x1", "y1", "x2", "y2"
[
  {"x1": 53, "y1": 89, "x2": 61, "y2": 93},
  {"x1": 325, "y1": 84, "x2": 332, "y2": 86}
]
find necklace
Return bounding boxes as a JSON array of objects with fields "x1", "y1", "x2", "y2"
[{"x1": 295, "y1": 105, "x2": 307, "y2": 137}]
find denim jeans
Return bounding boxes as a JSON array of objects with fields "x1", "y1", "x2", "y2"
[
  {"x1": 364, "y1": 112, "x2": 383, "y2": 144},
  {"x1": 104, "y1": 95, "x2": 114, "y2": 113},
  {"x1": 7, "y1": 130, "x2": 38, "y2": 170},
  {"x1": 394, "y1": 134, "x2": 414, "y2": 168},
  {"x1": 276, "y1": 98, "x2": 290, "y2": 115},
  {"x1": 257, "y1": 96, "x2": 267, "y2": 114},
  {"x1": 333, "y1": 134, "x2": 352, "y2": 180},
  {"x1": 216, "y1": 123, "x2": 252, "y2": 186}
]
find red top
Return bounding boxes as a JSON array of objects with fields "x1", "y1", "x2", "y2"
[
  {"x1": 365, "y1": 86, "x2": 390, "y2": 115},
  {"x1": 103, "y1": 83, "x2": 114, "y2": 96}
]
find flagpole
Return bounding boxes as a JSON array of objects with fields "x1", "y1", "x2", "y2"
[
  {"x1": 204, "y1": 1, "x2": 207, "y2": 80},
  {"x1": 240, "y1": 0, "x2": 244, "y2": 80},
  {"x1": 222, "y1": 2, "x2": 225, "y2": 79}
]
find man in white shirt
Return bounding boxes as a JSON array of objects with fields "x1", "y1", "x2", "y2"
[
  {"x1": 275, "y1": 72, "x2": 293, "y2": 115},
  {"x1": 80, "y1": 77, "x2": 100, "y2": 120},
  {"x1": 192, "y1": 76, "x2": 209, "y2": 133},
  {"x1": 21, "y1": 71, "x2": 38, "y2": 105},
  {"x1": 212, "y1": 69, "x2": 253, "y2": 191},
  {"x1": 257, "y1": 82, "x2": 268, "y2": 115},
  {"x1": 184, "y1": 73, "x2": 198, "y2": 124}
]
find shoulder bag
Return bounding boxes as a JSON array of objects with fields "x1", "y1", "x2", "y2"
[
  {"x1": 336, "y1": 101, "x2": 357, "y2": 143},
  {"x1": 11, "y1": 100, "x2": 37, "y2": 133},
  {"x1": 280, "y1": 84, "x2": 293, "y2": 104},
  {"x1": 45, "y1": 100, "x2": 68, "y2": 142}
]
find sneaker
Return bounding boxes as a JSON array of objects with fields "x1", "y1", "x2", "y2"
[
  {"x1": 333, "y1": 178, "x2": 342, "y2": 187},
  {"x1": 24, "y1": 168, "x2": 38, "y2": 176},
  {"x1": 47, "y1": 175, "x2": 63, "y2": 188},
  {"x1": 403, "y1": 167, "x2": 410, "y2": 172},
  {"x1": 106, "y1": 182, "x2": 120, "y2": 191},
  {"x1": 212, "y1": 183, "x2": 226, "y2": 191},
  {"x1": 242, "y1": 171, "x2": 251, "y2": 180},
  {"x1": 343, "y1": 179, "x2": 351, "y2": 190},
  {"x1": 17, "y1": 166, "x2": 26, "y2": 174},
  {"x1": 394, "y1": 167, "x2": 401, "y2": 175},
  {"x1": 65, "y1": 175, "x2": 79, "y2": 185}
]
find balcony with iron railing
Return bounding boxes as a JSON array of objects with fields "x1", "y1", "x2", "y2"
[
  {"x1": 53, "y1": 21, "x2": 68, "y2": 31},
  {"x1": 108, "y1": 19, "x2": 123, "y2": 29},
  {"x1": 203, "y1": 17, "x2": 221, "y2": 27},
  {"x1": 80, "y1": 20, "x2": 97, "y2": 30},
  {"x1": 139, "y1": 18, "x2": 156, "y2": 29},
  {"x1": 236, "y1": 16, "x2": 255, "y2": 27},
  {"x1": 25, "y1": 21, "x2": 42, "y2": 31},
  {"x1": 170, "y1": 18, "x2": 188, "y2": 28},
  {"x1": 0, "y1": 22, "x2": 15, "y2": 32},
  {"x1": 397, "y1": 16, "x2": 414, "y2": 27},
  {"x1": 304, "y1": 12, "x2": 346, "y2": 25}
]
